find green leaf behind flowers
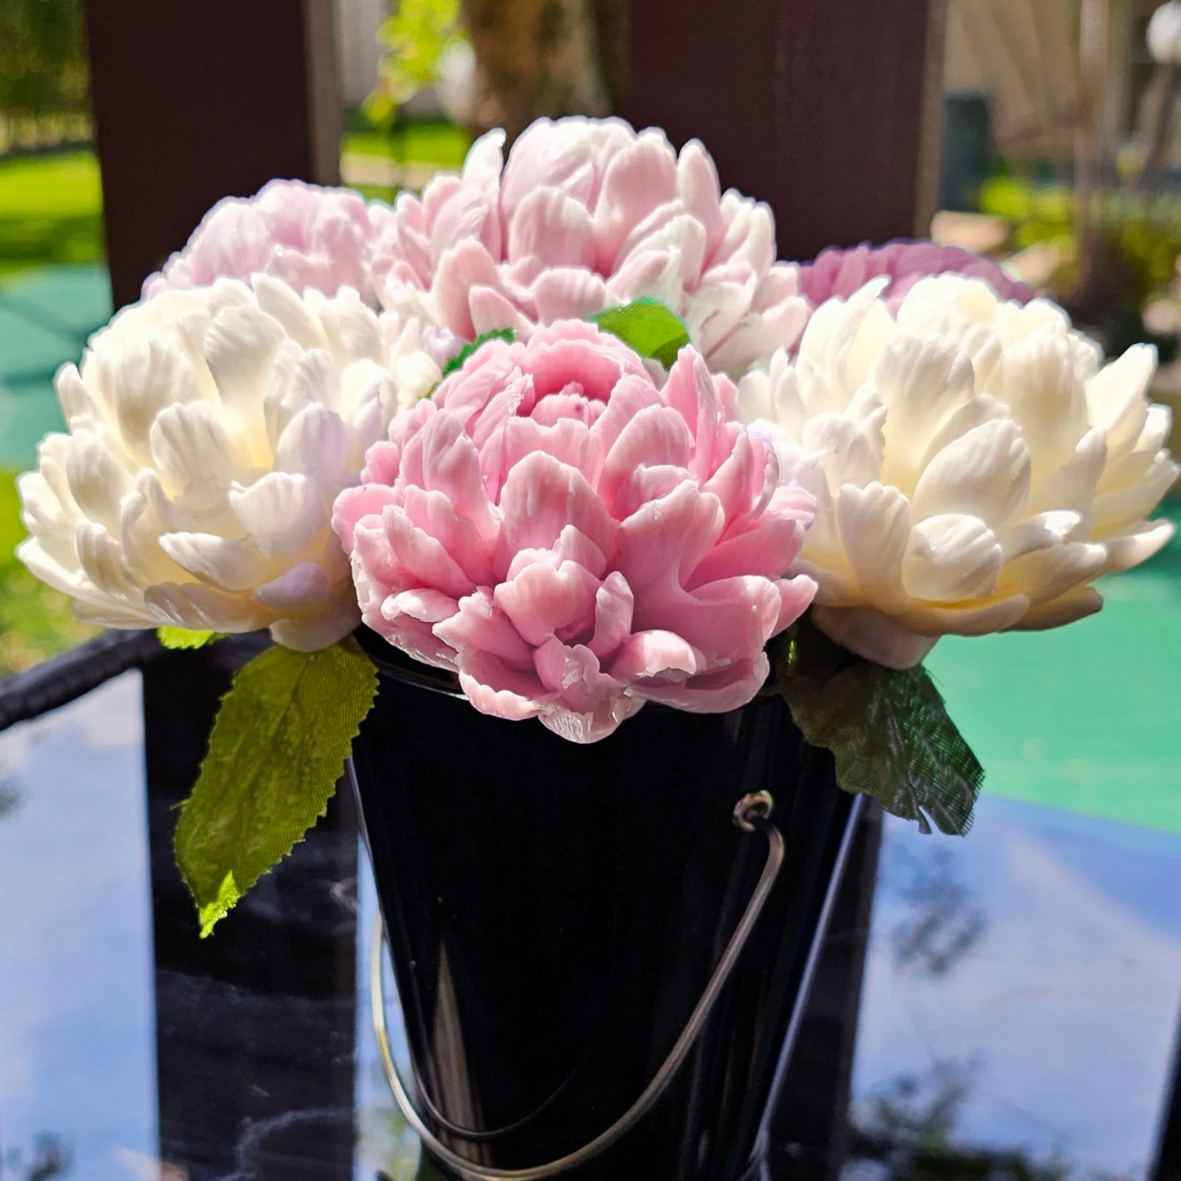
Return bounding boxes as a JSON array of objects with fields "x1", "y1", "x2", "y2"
[
  {"x1": 174, "y1": 638, "x2": 378, "y2": 936},
  {"x1": 781, "y1": 656, "x2": 982, "y2": 836},
  {"x1": 440, "y1": 328, "x2": 517, "y2": 379},
  {"x1": 158, "y1": 627, "x2": 218, "y2": 650},
  {"x1": 593, "y1": 298, "x2": 690, "y2": 367}
]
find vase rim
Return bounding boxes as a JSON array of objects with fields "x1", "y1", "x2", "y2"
[
  {"x1": 352, "y1": 626, "x2": 781, "y2": 721},
  {"x1": 354, "y1": 625, "x2": 468, "y2": 699}
]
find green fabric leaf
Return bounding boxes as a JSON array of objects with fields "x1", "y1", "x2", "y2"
[
  {"x1": 174, "y1": 637, "x2": 378, "y2": 936},
  {"x1": 781, "y1": 662, "x2": 982, "y2": 836},
  {"x1": 158, "y1": 627, "x2": 218, "y2": 650},
  {"x1": 593, "y1": 298, "x2": 690, "y2": 368},
  {"x1": 440, "y1": 328, "x2": 516, "y2": 379}
]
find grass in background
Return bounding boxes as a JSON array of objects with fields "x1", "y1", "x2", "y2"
[
  {"x1": 0, "y1": 123, "x2": 470, "y2": 280},
  {"x1": 0, "y1": 151, "x2": 104, "y2": 672},
  {"x1": 342, "y1": 119, "x2": 472, "y2": 202},
  {"x1": 343, "y1": 120, "x2": 471, "y2": 172},
  {"x1": 0, "y1": 471, "x2": 94, "y2": 676},
  {"x1": 0, "y1": 150, "x2": 103, "y2": 276}
]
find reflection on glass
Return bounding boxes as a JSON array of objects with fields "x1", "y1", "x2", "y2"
[
  {"x1": 355, "y1": 852, "x2": 420, "y2": 1181},
  {"x1": 888, "y1": 846, "x2": 988, "y2": 978},
  {"x1": 0, "y1": 672, "x2": 156, "y2": 1181},
  {"x1": 0, "y1": 768, "x2": 19, "y2": 820},
  {"x1": 849, "y1": 796, "x2": 1181, "y2": 1178},
  {"x1": 2, "y1": 1132, "x2": 73, "y2": 1179}
]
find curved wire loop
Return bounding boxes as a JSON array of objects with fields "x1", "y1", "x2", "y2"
[
  {"x1": 408, "y1": 1042, "x2": 591, "y2": 1143},
  {"x1": 370, "y1": 790, "x2": 785, "y2": 1181}
]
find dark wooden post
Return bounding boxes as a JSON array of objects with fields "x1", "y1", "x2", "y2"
[
  {"x1": 626, "y1": 7, "x2": 941, "y2": 1173},
  {"x1": 83, "y1": 0, "x2": 341, "y2": 308},
  {"x1": 625, "y1": 0, "x2": 946, "y2": 261},
  {"x1": 84, "y1": 5, "x2": 356, "y2": 1174}
]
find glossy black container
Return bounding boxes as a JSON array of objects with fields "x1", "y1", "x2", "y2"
[{"x1": 349, "y1": 644, "x2": 857, "y2": 1181}]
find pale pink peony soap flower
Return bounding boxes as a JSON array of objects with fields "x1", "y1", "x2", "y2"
[
  {"x1": 367, "y1": 117, "x2": 809, "y2": 378},
  {"x1": 143, "y1": 179, "x2": 384, "y2": 303},
  {"x1": 795, "y1": 240, "x2": 1032, "y2": 313},
  {"x1": 333, "y1": 320, "x2": 818, "y2": 742}
]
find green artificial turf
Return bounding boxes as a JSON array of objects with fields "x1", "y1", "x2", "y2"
[
  {"x1": 0, "y1": 262, "x2": 111, "y2": 468},
  {"x1": 927, "y1": 500, "x2": 1181, "y2": 834}
]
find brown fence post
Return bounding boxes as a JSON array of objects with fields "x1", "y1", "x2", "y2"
[
  {"x1": 626, "y1": 5, "x2": 943, "y2": 1172},
  {"x1": 82, "y1": 0, "x2": 342, "y2": 309},
  {"x1": 625, "y1": 0, "x2": 946, "y2": 261},
  {"x1": 82, "y1": 6, "x2": 356, "y2": 1173}
]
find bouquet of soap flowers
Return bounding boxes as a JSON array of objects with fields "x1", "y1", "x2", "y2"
[{"x1": 14, "y1": 117, "x2": 1176, "y2": 934}]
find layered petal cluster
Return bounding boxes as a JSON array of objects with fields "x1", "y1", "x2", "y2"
[
  {"x1": 796, "y1": 240, "x2": 1032, "y2": 314},
  {"x1": 738, "y1": 276, "x2": 1178, "y2": 669},
  {"x1": 368, "y1": 116, "x2": 808, "y2": 378},
  {"x1": 143, "y1": 180, "x2": 384, "y2": 303},
  {"x1": 333, "y1": 320, "x2": 817, "y2": 742},
  {"x1": 17, "y1": 276, "x2": 428, "y2": 650}
]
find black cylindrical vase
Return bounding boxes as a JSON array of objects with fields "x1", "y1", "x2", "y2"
[{"x1": 349, "y1": 645, "x2": 856, "y2": 1181}]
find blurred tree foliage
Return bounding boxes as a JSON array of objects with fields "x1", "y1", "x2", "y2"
[
  {"x1": 981, "y1": 175, "x2": 1181, "y2": 354},
  {"x1": 366, "y1": 0, "x2": 468, "y2": 128},
  {"x1": 982, "y1": 176, "x2": 1181, "y2": 301},
  {"x1": 367, "y1": 0, "x2": 626, "y2": 142},
  {"x1": 846, "y1": 1058, "x2": 1133, "y2": 1181},
  {"x1": 0, "y1": 0, "x2": 89, "y2": 119}
]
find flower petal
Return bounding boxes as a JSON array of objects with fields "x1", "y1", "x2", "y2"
[
  {"x1": 912, "y1": 418, "x2": 1030, "y2": 527},
  {"x1": 229, "y1": 472, "x2": 325, "y2": 562},
  {"x1": 901, "y1": 514, "x2": 1003, "y2": 603}
]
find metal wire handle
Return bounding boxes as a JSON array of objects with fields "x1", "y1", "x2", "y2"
[{"x1": 370, "y1": 790, "x2": 785, "y2": 1181}]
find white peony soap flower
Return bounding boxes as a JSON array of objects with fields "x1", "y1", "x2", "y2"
[
  {"x1": 738, "y1": 276, "x2": 1178, "y2": 669},
  {"x1": 17, "y1": 275, "x2": 448, "y2": 651}
]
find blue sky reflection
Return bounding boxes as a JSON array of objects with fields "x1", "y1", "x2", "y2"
[
  {"x1": 0, "y1": 673, "x2": 156, "y2": 1180},
  {"x1": 852, "y1": 793, "x2": 1181, "y2": 1177}
]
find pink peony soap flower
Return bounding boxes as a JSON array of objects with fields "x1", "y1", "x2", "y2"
[
  {"x1": 367, "y1": 117, "x2": 809, "y2": 378},
  {"x1": 795, "y1": 240, "x2": 1032, "y2": 312},
  {"x1": 143, "y1": 179, "x2": 383, "y2": 303},
  {"x1": 333, "y1": 320, "x2": 818, "y2": 742}
]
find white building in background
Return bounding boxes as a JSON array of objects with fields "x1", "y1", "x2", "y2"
[
  {"x1": 336, "y1": 0, "x2": 387, "y2": 109},
  {"x1": 944, "y1": 0, "x2": 1168, "y2": 166}
]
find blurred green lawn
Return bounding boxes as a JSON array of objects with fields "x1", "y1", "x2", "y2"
[
  {"x1": 344, "y1": 122, "x2": 471, "y2": 169},
  {"x1": 0, "y1": 151, "x2": 104, "y2": 277},
  {"x1": 0, "y1": 121, "x2": 471, "y2": 277}
]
